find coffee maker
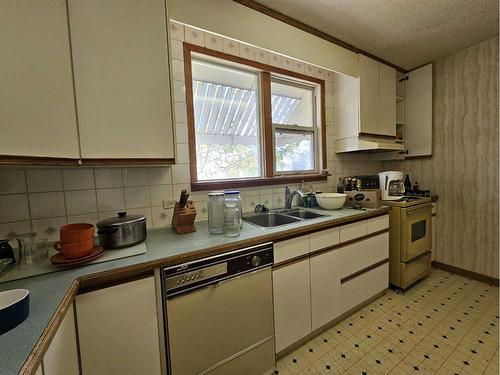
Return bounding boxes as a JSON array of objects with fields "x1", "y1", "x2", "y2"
[{"x1": 378, "y1": 171, "x2": 405, "y2": 200}]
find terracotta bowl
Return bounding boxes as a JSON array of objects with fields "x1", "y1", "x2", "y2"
[
  {"x1": 54, "y1": 238, "x2": 94, "y2": 259},
  {"x1": 60, "y1": 223, "x2": 94, "y2": 244}
]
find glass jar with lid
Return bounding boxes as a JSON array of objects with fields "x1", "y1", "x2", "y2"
[
  {"x1": 223, "y1": 191, "x2": 241, "y2": 237},
  {"x1": 224, "y1": 190, "x2": 242, "y2": 228},
  {"x1": 207, "y1": 191, "x2": 225, "y2": 235}
]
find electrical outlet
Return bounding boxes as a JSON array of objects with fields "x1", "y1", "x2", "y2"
[{"x1": 163, "y1": 200, "x2": 176, "y2": 209}]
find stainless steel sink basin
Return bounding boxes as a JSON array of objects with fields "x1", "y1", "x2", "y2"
[
  {"x1": 243, "y1": 209, "x2": 329, "y2": 228},
  {"x1": 283, "y1": 209, "x2": 327, "y2": 219},
  {"x1": 243, "y1": 213, "x2": 301, "y2": 228}
]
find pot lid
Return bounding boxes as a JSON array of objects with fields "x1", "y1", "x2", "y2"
[{"x1": 97, "y1": 212, "x2": 146, "y2": 227}]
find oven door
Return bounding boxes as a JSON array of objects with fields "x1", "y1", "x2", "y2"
[{"x1": 400, "y1": 203, "x2": 432, "y2": 262}]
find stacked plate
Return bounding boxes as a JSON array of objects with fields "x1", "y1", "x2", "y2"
[{"x1": 51, "y1": 224, "x2": 103, "y2": 266}]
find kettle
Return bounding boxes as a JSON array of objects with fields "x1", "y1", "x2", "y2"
[{"x1": 0, "y1": 239, "x2": 15, "y2": 264}]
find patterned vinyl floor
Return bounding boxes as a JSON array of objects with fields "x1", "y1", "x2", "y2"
[{"x1": 275, "y1": 269, "x2": 499, "y2": 374}]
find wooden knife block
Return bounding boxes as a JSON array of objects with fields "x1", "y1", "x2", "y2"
[{"x1": 171, "y1": 201, "x2": 197, "y2": 234}]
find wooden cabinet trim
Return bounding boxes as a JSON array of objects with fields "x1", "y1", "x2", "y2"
[{"x1": 340, "y1": 258, "x2": 389, "y2": 284}]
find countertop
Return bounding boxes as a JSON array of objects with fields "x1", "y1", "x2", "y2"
[{"x1": 0, "y1": 206, "x2": 390, "y2": 375}]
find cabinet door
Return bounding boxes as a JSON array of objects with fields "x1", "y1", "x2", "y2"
[
  {"x1": 431, "y1": 215, "x2": 436, "y2": 261},
  {"x1": 358, "y1": 54, "x2": 380, "y2": 135},
  {"x1": 310, "y1": 250, "x2": 341, "y2": 330},
  {"x1": 0, "y1": 0, "x2": 79, "y2": 158},
  {"x1": 44, "y1": 305, "x2": 79, "y2": 375},
  {"x1": 405, "y1": 64, "x2": 433, "y2": 157},
  {"x1": 378, "y1": 63, "x2": 397, "y2": 136},
  {"x1": 76, "y1": 277, "x2": 162, "y2": 375},
  {"x1": 273, "y1": 259, "x2": 311, "y2": 353},
  {"x1": 69, "y1": 0, "x2": 174, "y2": 159}
]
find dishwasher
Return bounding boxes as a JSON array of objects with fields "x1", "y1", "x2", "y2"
[{"x1": 162, "y1": 243, "x2": 275, "y2": 375}]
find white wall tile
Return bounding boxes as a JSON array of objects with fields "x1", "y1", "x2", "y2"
[
  {"x1": 169, "y1": 21, "x2": 184, "y2": 41},
  {"x1": 96, "y1": 188, "x2": 125, "y2": 212},
  {"x1": 194, "y1": 202, "x2": 208, "y2": 221},
  {"x1": 149, "y1": 167, "x2": 172, "y2": 186},
  {"x1": 26, "y1": 169, "x2": 62, "y2": 192},
  {"x1": 315, "y1": 67, "x2": 326, "y2": 80},
  {"x1": 172, "y1": 80, "x2": 186, "y2": 103},
  {"x1": 172, "y1": 184, "x2": 190, "y2": 199},
  {"x1": 222, "y1": 38, "x2": 239, "y2": 56},
  {"x1": 254, "y1": 48, "x2": 269, "y2": 65},
  {"x1": 32, "y1": 217, "x2": 66, "y2": 243},
  {"x1": 326, "y1": 95, "x2": 334, "y2": 109},
  {"x1": 176, "y1": 143, "x2": 190, "y2": 163},
  {"x1": 171, "y1": 164, "x2": 191, "y2": 184},
  {"x1": 294, "y1": 60, "x2": 305, "y2": 74},
  {"x1": 126, "y1": 207, "x2": 152, "y2": 229},
  {"x1": 184, "y1": 26, "x2": 204, "y2": 46},
  {"x1": 62, "y1": 169, "x2": 94, "y2": 190},
  {"x1": 239, "y1": 44, "x2": 255, "y2": 60},
  {"x1": 0, "y1": 221, "x2": 31, "y2": 239},
  {"x1": 204, "y1": 33, "x2": 223, "y2": 52},
  {"x1": 0, "y1": 194, "x2": 29, "y2": 223},
  {"x1": 94, "y1": 168, "x2": 123, "y2": 188},
  {"x1": 325, "y1": 81, "x2": 334, "y2": 96},
  {"x1": 259, "y1": 194, "x2": 273, "y2": 209},
  {"x1": 171, "y1": 59, "x2": 185, "y2": 81},
  {"x1": 125, "y1": 187, "x2": 151, "y2": 209},
  {"x1": 243, "y1": 196, "x2": 259, "y2": 214},
  {"x1": 175, "y1": 122, "x2": 188, "y2": 144},
  {"x1": 67, "y1": 213, "x2": 98, "y2": 226},
  {"x1": 170, "y1": 39, "x2": 184, "y2": 60},
  {"x1": 0, "y1": 170, "x2": 26, "y2": 194},
  {"x1": 325, "y1": 70, "x2": 335, "y2": 82},
  {"x1": 150, "y1": 185, "x2": 173, "y2": 207},
  {"x1": 304, "y1": 64, "x2": 316, "y2": 77},
  {"x1": 29, "y1": 192, "x2": 65, "y2": 219},
  {"x1": 268, "y1": 53, "x2": 282, "y2": 68},
  {"x1": 65, "y1": 190, "x2": 97, "y2": 215},
  {"x1": 282, "y1": 57, "x2": 294, "y2": 71},
  {"x1": 151, "y1": 207, "x2": 174, "y2": 228},
  {"x1": 123, "y1": 168, "x2": 149, "y2": 187},
  {"x1": 174, "y1": 102, "x2": 187, "y2": 123}
]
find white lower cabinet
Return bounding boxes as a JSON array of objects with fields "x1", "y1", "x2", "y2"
[
  {"x1": 75, "y1": 277, "x2": 162, "y2": 375},
  {"x1": 341, "y1": 262, "x2": 389, "y2": 313},
  {"x1": 273, "y1": 259, "x2": 311, "y2": 353},
  {"x1": 310, "y1": 250, "x2": 341, "y2": 330},
  {"x1": 43, "y1": 305, "x2": 79, "y2": 375}
]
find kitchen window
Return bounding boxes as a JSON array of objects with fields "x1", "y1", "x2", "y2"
[{"x1": 184, "y1": 43, "x2": 326, "y2": 190}]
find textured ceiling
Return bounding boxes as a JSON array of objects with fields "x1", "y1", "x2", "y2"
[{"x1": 252, "y1": 0, "x2": 499, "y2": 70}]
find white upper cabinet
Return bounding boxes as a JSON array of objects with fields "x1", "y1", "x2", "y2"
[
  {"x1": 68, "y1": 0, "x2": 175, "y2": 160},
  {"x1": 358, "y1": 54, "x2": 396, "y2": 137},
  {"x1": 0, "y1": 0, "x2": 80, "y2": 159},
  {"x1": 405, "y1": 64, "x2": 433, "y2": 157}
]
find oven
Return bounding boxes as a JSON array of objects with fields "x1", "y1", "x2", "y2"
[{"x1": 400, "y1": 203, "x2": 432, "y2": 262}]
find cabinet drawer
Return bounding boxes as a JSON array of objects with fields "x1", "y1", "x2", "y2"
[
  {"x1": 400, "y1": 252, "x2": 431, "y2": 289},
  {"x1": 339, "y1": 220, "x2": 367, "y2": 242},
  {"x1": 274, "y1": 235, "x2": 309, "y2": 264},
  {"x1": 338, "y1": 232, "x2": 389, "y2": 279},
  {"x1": 310, "y1": 227, "x2": 340, "y2": 252},
  {"x1": 366, "y1": 215, "x2": 389, "y2": 234},
  {"x1": 341, "y1": 262, "x2": 388, "y2": 313}
]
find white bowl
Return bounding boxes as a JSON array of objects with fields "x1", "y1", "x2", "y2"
[{"x1": 316, "y1": 193, "x2": 347, "y2": 210}]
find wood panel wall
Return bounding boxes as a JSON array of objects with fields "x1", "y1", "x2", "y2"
[{"x1": 387, "y1": 37, "x2": 499, "y2": 278}]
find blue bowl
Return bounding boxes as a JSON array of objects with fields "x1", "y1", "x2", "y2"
[{"x1": 0, "y1": 289, "x2": 29, "y2": 335}]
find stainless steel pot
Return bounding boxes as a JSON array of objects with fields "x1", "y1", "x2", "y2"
[{"x1": 97, "y1": 212, "x2": 147, "y2": 249}]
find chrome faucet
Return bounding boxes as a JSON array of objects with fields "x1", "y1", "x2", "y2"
[{"x1": 284, "y1": 186, "x2": 306, "y2": 209}]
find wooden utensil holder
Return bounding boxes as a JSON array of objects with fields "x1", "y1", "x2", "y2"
[{"x1": 171, "y1": 201, "x2": 197, "y2": 234}]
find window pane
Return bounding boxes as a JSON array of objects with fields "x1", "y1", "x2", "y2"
[
  {"x1": 271, "y1": 80, "x2": 314, "y2": 127},
  {"x1": 191, "y1": 59, "x2": 261, "y2": 181},
  {"x1": 275, "y1": 130, "x2": 314, "y2": 172}
]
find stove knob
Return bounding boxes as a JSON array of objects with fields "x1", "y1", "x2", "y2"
[{"x1": 251, "y1": 255, "x2": 261, "y2": 267}]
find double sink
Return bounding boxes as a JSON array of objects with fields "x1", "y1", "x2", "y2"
[{"x1": 243, "y1": 209, "x2": 328, "y2": 228}]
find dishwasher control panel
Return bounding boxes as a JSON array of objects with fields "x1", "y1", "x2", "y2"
[{"x1": 163, "y1": 243, "x2": 273, "y2": 296}]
